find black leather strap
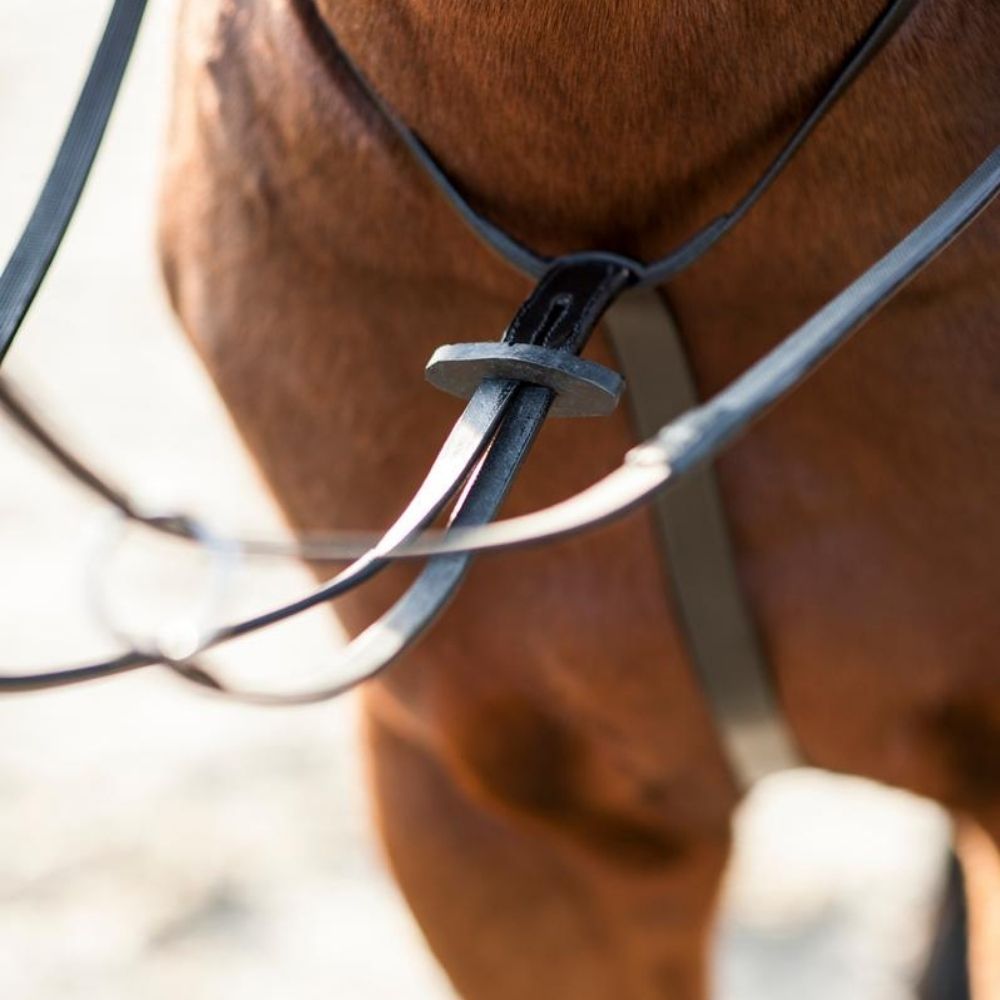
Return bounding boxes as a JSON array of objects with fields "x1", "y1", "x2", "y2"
[
  {"x1": 0, "y1": 0, "x2": 147, "y2": 365},
  {"x1": 380, "y1": 147, "x2": 1000, "y2": 557},
  {"x1": 1, "y1": 0, "x2": 996, "y2": 712},
  {"x1": 294, "y1": 0, "x2": 921, "y2": 286},
  {"x1": 170, "y1": 258, "x2": 632, "y2": 703},
  {"x1": 0, "y1": 259, "x2": 631, "y2": 698},
  {"x1": 2, "y1": 146, "x2": 997, "y2": 691}
]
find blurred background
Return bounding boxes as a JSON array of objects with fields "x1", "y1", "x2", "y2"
[{"x1": 0, "y1": 2, "x2": 956, "y2": 997}]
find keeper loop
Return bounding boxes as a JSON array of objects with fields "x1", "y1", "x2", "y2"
[{"x1": 425, "y1": 342, "x2": 624, "y2": 418}]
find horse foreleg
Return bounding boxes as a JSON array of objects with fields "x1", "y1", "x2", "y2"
[
  {"x1": 363, "y1": 689, "x2": 730, "y2": 1000},
  {"x1": 953, "y1": 819, "x2": 1000, "y2": 1000}
]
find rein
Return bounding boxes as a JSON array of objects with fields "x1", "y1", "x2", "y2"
[{"x1": 0, "y1": 0, "x2": 997, "y2": 722}]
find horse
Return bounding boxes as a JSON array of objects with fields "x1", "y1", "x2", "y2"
[{"x1": 158, "y1": 0, "x2": 1000, "y2": 996}]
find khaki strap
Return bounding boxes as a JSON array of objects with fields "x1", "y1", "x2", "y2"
[{"x1": 606, "y1": 290, "x2": 803, "y2": 790}]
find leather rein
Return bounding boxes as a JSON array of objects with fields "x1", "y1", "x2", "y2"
[{"x1": 0, "y1": 0, "x2": 997, "y2": 738}]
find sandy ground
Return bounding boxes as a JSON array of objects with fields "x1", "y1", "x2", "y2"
[{"x1": 0, "y1": 3, "x2": 956, "y2": 998}]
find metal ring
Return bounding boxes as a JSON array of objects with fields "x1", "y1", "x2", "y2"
[{"x1": 86, "y1": 509, "x2": 239, "y2": 666}]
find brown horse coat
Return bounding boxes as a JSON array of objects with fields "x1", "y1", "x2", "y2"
[{"x1": 160, "y1": 0, "x2": 1000, "y2": 995}]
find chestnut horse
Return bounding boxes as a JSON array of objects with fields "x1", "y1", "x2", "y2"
[{"x1": 159, "y1": 0, "x2": 1000, "y2": 996}]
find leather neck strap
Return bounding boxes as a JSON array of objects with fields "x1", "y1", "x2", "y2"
[{"x1": 293, "y1": 0, "x2": 921, "y2": 286}]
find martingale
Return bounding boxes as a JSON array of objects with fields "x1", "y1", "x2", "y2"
[{"x1": 0, "y1": 0, "x2": 997, "y2": 726}]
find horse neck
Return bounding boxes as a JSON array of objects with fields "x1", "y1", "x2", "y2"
[{"x1": 317, "y1": 0, "x2": 888, "y2": 255}]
